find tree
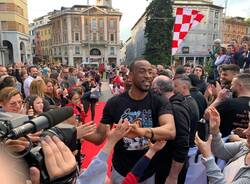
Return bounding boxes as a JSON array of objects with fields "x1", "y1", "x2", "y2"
[
  {"x1": 144, "y1": 0, "x2": 174, "y2": 66},
  {"x1": 246, "y1": 18, "x2": 250, "y2": 24}
]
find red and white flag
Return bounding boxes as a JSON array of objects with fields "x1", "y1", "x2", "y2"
[{"x1": 172, "y1": 7, "x2": 204, "y2": 56}]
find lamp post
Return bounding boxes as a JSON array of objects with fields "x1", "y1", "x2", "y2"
[
  {"x1": 222, "y1": 0, "x2": 228, "y2": 43},
  {"x1": 0, "y1": 22, "x2": 6, "y2": 66}
]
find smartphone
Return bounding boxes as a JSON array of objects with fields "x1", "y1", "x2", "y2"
[
  {"x1": 75, "y1": 115, "x2": 81, "y2": 122},
  {"x1": 197, "y1": 118, "x2": 209, "y2": 141}
]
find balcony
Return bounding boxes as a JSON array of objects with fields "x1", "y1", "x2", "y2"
[{"x1": 81, "y1": 40, "x2": 108, "y2": 47}]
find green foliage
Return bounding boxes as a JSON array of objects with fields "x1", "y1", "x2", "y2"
[
  {"x1": 144, "y1": 0, "x2": 174, "y2": 66},
  {"x1": 246, "y1": 18, "x2": 250, "y2": 24}
]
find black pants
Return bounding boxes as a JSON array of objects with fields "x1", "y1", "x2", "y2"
[
  {"x1": 83, "y1": 99, "x2": 97, "y2": 121},
  {"x1": 155, "y1": 160, "x2": 189, "y2": 184}
]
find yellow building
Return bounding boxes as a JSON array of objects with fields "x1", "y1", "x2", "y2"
[
  {"x1": 223, "y1": 17, "x2": 250, "y2": 44},
  {"x1": 50, "y1": 0, "x2": 122, "y2": 66},
  {"x1": 34, "y1": 23, "x2": 53, "y2": 63},
  {"x1": 0, "y1": 0, "x2": 31, "y2": 65}
]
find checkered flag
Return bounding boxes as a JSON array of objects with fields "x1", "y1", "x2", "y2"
[{"x1": 172, "y1": 7, "x2": 204, "y2": 56}]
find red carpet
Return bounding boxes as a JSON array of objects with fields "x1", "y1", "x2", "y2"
[{"x1": 81, "y1": 102, "x2": 113, "y2": 175}]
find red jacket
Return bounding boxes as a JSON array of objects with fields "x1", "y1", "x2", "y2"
[{"x1": 65, "y1": 103, "x2": 85, "y2": 123}]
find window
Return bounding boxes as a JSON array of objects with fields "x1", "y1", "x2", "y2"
[
  {"x1": 74, "y1": 17, "x2": 80, "y2": 26},
  {"x1": 99, "y1": 19, "x2": 104, "y2": 28},
  {"x1": 63, "y1": 33, "x2": 68, "y2": 43},
  {"x1": 75, "y1": 46, "x2": 80, "y2": 55},
  {"x1": 213, "y1": 34, "x2": 217, "y2": 41},
  {"x1": 99, "y1": 33, "x2": 104, "y2": 41},
  {"x1": 93, "y1": 33, "x2": 97, "y2": 41},
  {"x1": 74, "y1": 32, "x2": 80, "y2": 42},
  {"x1": 59, "y1": 47, "x2": 61, "y2": 55},
  {"x1": 54, "y1": 48, "x2": 57, "y2": 55},
  {"x1": 215, "y1": 11, "x2": 219, "y2": 19},
  {"x1": 214, "y1": 23, "x2": 218, "y2": 30},
  {"x1": 0, "y1": 3, "x2": 7, "y2": 11},
  {"x1": 64, "y1": 47, "x2": 67, "y2": 55},
  {"x1": 110, "y1": 47, "x2": 115, "y2": 55},
  {"x1": 109, "y1": 20, "x2": 114, "y2": 28},
  {"x1": 92, "y1": 18, "x2": 97, "y2": 30},
  {"x1": 110, "y1": 34, "x2": 114, "y2": 42}
]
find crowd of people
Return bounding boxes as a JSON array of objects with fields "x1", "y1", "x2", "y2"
[{"x1": 0, "y1": 38, "x2": 250, "y2": 184}]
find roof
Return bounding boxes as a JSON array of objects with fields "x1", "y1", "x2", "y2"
[{"x1": 131, "y1": 11, "x2": 147, "y2": 31}]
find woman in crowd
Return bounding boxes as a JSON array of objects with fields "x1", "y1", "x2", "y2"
[
  {"x1": 0, "y1": 87, "x2": 23, "y2": 113},
  {"x1": 88, "y1": 78, "x2": 100, "y2": 121},
  {"x1": 50, "y1": 79, "x2": 68, "y2": 107},
  {"x1": 44, "y1": 78, "x2": 56, "y2": 106},
  {"x1": 215, "y1": 47, "x2": 227, "y2": 76},
  {"x1": 25, "y1": 95, "x2": 44, "y2": 117},
  {"x1": 66, "y1": 87, "x2": 85, "y2": 123},
  {"x1": 29, "y1": 79, "x2": 50, "y2": 111},
  {"x1": 195, "y1": 107, "x2": 250, "y2": 183}
]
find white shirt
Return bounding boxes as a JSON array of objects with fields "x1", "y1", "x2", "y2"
[
  {"x1": 24, "y1": 76, "x2": 34, "y2": 97},
  {"x1": 223, "y1": 155, "x2": 246, "y2": 183}
]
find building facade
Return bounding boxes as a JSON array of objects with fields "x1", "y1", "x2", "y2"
[
  {"x1": 50, "y1": 0, "x2": 122, "y2": 66},
  {"x1": 122, "y1": 0, "x2": 224, "y2": 66},
  {"x1": 29, "y1": 14, "x2": 51, "y2": 63},
  {"x1": 33, "y1": 23, "x2": 52, "y2": 64},
  {"x1": 0, "y1": 0, "x2": 31, "y2": 65},
  {"x1": 223, "y1": 17, "x2": 250, "y2": 44}
]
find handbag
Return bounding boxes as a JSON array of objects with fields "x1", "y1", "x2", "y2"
[{"x1": 90, "y1": 90, "x2": 101, "y2": 99}]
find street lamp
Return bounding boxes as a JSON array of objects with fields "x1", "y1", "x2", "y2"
[
  {"x1": 222, "y1": 0, "x2": 229, "y2": 43},
  {"x1": 0, "y1": 22, "x2": 5, "y2": 65}
]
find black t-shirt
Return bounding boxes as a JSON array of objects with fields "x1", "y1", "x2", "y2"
[
  {"x1": 101, "y1": 91, "x2": 172, "y2": 177},
  {"x1": 184, "y1": 95, "x2": 200, "y2": 147},
  {"x1": 216, "y1": 96, "x2": 250, "y2": 137},
  {"x1": 190, "y1": 88, "x2": 207, "y2": 118}
]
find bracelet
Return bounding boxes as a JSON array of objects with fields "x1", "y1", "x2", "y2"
[{"x1": 149, "y1": 128, "x2": 154, "y2": 140}]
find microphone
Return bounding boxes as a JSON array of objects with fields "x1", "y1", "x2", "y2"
[{"x1": 7, "y1": 107, "x2": 73, "y2": 139}]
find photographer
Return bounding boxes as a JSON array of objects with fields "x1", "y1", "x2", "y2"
[{"x1": 195, "y1": 107, "x2": 250, "y2": 183}]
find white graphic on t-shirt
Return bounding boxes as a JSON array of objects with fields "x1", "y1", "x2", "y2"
[{"x1": 121, "y1": 108, "x2": 153, "y2": 151}]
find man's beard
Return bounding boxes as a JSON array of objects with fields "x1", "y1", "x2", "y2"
[
  {"x1": 32, "y1": 75, "x2": 37, "y2": 79},
  {"x1": 231, "y1": 90, "x2": 238, "y2": 98},
  {"x1": 134, "y1": 82, "x2": 150, "y2": 92}
]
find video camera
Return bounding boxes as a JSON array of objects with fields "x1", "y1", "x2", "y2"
[{"x1": 0, "y1": 107, "x2": 77, "y2": 184}]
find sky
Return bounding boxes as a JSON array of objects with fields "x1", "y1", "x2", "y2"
[{"x1": 27, "y1": 0, "x2": 250, "y2": 42}]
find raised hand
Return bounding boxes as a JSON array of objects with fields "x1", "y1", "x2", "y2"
[
  {"x1": 77, "y1": 121, "x2": 97, "y2": 139},
  {"x1": 149, "y1": 140, "x2": 167, "y2": 152},
  {"x1": 27, "y1": 106, "x2": 34, "y2": 117},
  {"x1": 107, "y1": 118, "x2": 131, "y2": 145},
  {"x1": 42, "y1": 136, "x2": 76, "y2": 180},
  {"x1": 30, "y1": 136, "x2": 77, "y2": 184},
  {"x1": 195, "y1": 132, "x2": 212, "y2": 158},
  {"x1": 208, "y1": 107, "x2": 220, "y2": 135}
]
